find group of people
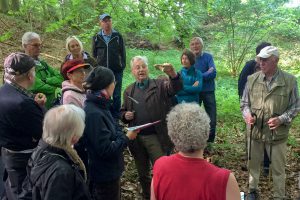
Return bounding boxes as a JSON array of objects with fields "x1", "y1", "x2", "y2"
[{"x1": 0, "y1": 12, "x2": 298, "y2": 200}]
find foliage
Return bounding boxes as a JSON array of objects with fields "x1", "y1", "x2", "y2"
[{"x1": 1, "y1": 0, "x2": 300, "y2": 75}]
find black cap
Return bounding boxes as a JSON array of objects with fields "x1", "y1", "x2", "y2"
[
  {"x1": 84, "y1": 66, "x2": 115, "y2": 91},
  {"x1": 4, "y1": 52, "x2": 35, "y2": 75}
]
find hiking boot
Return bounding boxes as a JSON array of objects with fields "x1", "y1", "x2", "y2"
[{"x1": 248, "y1": 190, "x2": 259, "y2": 200}]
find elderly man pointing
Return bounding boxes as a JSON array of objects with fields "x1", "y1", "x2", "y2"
[
  {"x1": 241, "y1": 46, "x2": 300, "y2": 200},
  {"x1": 121, "y1": 56, "x2": 182, "y2": 199}
]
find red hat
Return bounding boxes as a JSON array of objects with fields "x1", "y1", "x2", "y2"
[{"x1": 61, "y1": 59, "x2": 90, "y2": 80}]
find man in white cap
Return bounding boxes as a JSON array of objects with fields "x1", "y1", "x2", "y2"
[{"x1": 241, "y1": 46, "x2": 300, "y2": 199}]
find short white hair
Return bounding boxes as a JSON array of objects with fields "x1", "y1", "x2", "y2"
[
  {"x1": 42, "y1": 104, "x2": 85, "y2": 147},
  {"x1": 65, "y1": 36, "x2": 83, "y2": 53},
  {"x1": 22, "y1": 32, "x2": 40, "y2": 48},
  {"x1": 130, "y1": 55, "x2": 148, "y2": 69},
  {"x1": 191, "y1": 37, "x2": 204, "y2": 47},
  {"x1": 167, "y1": 103, "x2": 210, "y2": 152}
]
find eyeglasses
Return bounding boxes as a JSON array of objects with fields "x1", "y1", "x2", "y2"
[
  {"x1": 259, "y1": 57, "x2": 269, "y2": 62},
  {"x1": 28, "y1": 43, "x2": 42, "y2": 48}
]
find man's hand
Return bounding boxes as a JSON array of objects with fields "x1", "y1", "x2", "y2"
[
  {"x1": 126, "y1": 129, "x2": 140, "y2": 140},
  {"x1": 267, "y1": 117, "x2": 281, "y2": 130},
  {"x1": 244, "y1": 113, "x2": 255, "y2": 125},
  {"x1": 34, "y1": 93, "x2": 47, "y2": 107},
  {"x1": 161, "y1": 63, "x2": 177, "y2": 78},
  {"x1": 193, "y1": 81, "x2": 199, "y2": 87},
  {"x1": 208, "y1": 67, "x2": 214, "y2": 73},
  {"x1": 125, "y1": 111, "x2": 135, "y2": 121}
]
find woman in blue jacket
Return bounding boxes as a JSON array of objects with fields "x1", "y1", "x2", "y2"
[
  {"x1": 176, "y1": 49, "x2": 203, "y2": 103},
  {"x1": 83, "y1": 67, "x2": 138, "y2": 200}
]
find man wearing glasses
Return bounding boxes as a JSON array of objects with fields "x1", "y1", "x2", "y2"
[{"x1": 22, "y1": 32, "x2": 63, "y2": 108}]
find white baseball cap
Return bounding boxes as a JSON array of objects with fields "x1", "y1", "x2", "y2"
[{"x1": 257, "y1": 46, "x2": 279, "y2": 58}]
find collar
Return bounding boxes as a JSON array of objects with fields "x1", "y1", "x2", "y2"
[
  {"x1": 101, "y1": 29, "x2": 112, "y2": 37},
  {"x1": 262, "y1": 69, "x2": 279, "y2": 82},
  {"x1": 8, "y1": 82, "x2": 35, "y2": 99},
  {"x1": 136, "y1": 78, "x2": 149, "y2": 90},
  {"x1": 196, "y1": 51, "x2": 204, "y2": 58},
  {"x1": 69, "y1": 52, "x2": 88, "y2": 60}
]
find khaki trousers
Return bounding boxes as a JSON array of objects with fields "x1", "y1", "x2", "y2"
[{"x1": 248, "y1": 140, "x2": 287, "y2": 199}]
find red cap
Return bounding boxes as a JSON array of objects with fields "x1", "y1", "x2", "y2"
[{"x1": 61, "y1": 59, "x2": 90, "y2": 80}]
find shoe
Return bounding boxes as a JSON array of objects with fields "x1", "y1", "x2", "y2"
[
  {"x1": 248, "y1": 190, "x2": 259, "y2": 200},
  {"x1": 263, "y1": 167, "x2": 269, "y2": 177}
]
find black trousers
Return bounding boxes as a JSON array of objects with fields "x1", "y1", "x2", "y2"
[
  {"x1": 93, "y1": 178, "x2": 120, "y2": 200},
  {"x1": 1, "y1": 148, "x2": 31, "y2": 200}
]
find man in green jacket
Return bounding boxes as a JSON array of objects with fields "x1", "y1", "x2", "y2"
[
  {"x1": 22, "y1": 32, "x2": 63, "y2": 108},
  {"x1": 241, "y1": 46, "x2": 300, "y2": 200}
]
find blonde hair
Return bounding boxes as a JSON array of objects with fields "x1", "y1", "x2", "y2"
[
  {"x1": 42, "y1": 104, "x2": 85, "y2": 147},
  {"x1": 65, "y1": 36, "x2": 83, "y2": 54}
]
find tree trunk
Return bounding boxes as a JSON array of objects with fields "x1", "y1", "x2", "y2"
[
  {"x1": 11, "y1": 0, "x2": 20, "y2": 12},
  {"x1": 0, "y1": 0, "x2": 9, "y2": 14}
]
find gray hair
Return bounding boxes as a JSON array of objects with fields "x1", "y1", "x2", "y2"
[
  {"x1": 191, "y1": 37, "x2": 204, "y2": 47},
  {"x1": 42, "y1": 104, "x2": 85, "y2": 147},
  {"x1": 167, "y1": 103, "x2": 210, "y2": 153},
  {"x1": 65, "y1": 36, "x2": 83, "y2": 53},
  {"x1": 22, "y1": 32, "x2": 40, "y2": 48},
  {"x1": 130, "y1": 56, "x2": 148, "y2": 69}
]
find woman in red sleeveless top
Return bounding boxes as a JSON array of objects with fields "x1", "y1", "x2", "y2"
[{"x1": 151, "y1": 103, "x2": 240, "y2": 200}]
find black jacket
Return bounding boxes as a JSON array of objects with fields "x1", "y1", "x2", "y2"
[
  {"x1": 0, "y1": 83, "x2": 44, "y2": 151},
  {"x1": 83, "y1": 92, "x2": 129, "y2": 183},
  {"x1": 238, "y1": 60, "x2": 259, "y2": 98},
  {"x1": 92, "y1": 30, "x2": 126, "y2": 73},
  {"x1": 20, "y1": 140, "x2": 90, "y2": 200}
]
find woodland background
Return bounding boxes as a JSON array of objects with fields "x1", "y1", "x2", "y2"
[{"x1": 0, "y1": 0, "x2": 299, "y2": 199}]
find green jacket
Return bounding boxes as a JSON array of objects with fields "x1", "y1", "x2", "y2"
[
  {"x1": 30, "y1": 60, "x2": 63, "y2": 108},
  {"x1": 248, "y1": 69, "x2": 296, "y2": 144}
]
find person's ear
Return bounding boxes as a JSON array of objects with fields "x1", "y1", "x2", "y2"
[
  {"x1": 71, "y1": 135, "x2": 79, "y2": 145},
  {"x1": 67, "y1": 72, "x2": 72, "y2": 79}
]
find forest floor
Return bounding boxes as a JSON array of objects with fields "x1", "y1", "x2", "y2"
[{"x1": 0, "y1": 14, "x2": 300, "y2": 200}]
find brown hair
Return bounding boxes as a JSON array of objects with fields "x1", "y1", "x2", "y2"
[{"x1": 181, "y1": 49, "x2": 195, "y2": 66}]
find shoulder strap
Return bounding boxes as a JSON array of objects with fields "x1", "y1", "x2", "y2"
[{"x1": 61, "y1": 88, "x2": 85, "y2": 104}]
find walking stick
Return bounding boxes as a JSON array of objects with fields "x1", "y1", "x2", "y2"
[
  {"x1": 246, "y1": 113, "x2": 257, "y2": 200},
  {"x1": 249, "y1": 113, "x2": 257, "y2": 161},
  {"x1": 269, "y1": 113, "x2": 279, "y2": 180}
]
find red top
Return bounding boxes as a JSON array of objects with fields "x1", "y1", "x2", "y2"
[{"x1": 153, "y1": 153, "x2": 230, "y2": 200}]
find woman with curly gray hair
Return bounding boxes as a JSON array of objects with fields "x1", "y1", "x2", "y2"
[{"x1": 151, "y1": 103, "x2": 240, "y2": 200}]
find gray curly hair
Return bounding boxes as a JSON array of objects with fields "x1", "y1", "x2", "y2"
[{"x1": 167, "y1": 103, "x2": 210, "y2": 153}]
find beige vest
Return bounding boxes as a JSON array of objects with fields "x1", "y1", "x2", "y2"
[{"x1": 248, "y1": 69, "x2": 296, "y2": 144}]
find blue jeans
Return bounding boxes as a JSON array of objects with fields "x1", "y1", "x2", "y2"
[
  {"x1": 111, "y1": 71, "x2": 123, "y2": 119},
  {"x1": 199, "y1": 91, "x2": 217, "y2": 143}
]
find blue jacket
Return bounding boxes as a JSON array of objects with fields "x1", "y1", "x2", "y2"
[
  {"x1": 176, "y1": 65, "x2": 203, "y2": 103},
  {"x1": 83, "y1": 92, "x2": 128, "y2": 183},
  {"x1": 194, "y1": 52, "x2": 216, "y2": 92}
]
